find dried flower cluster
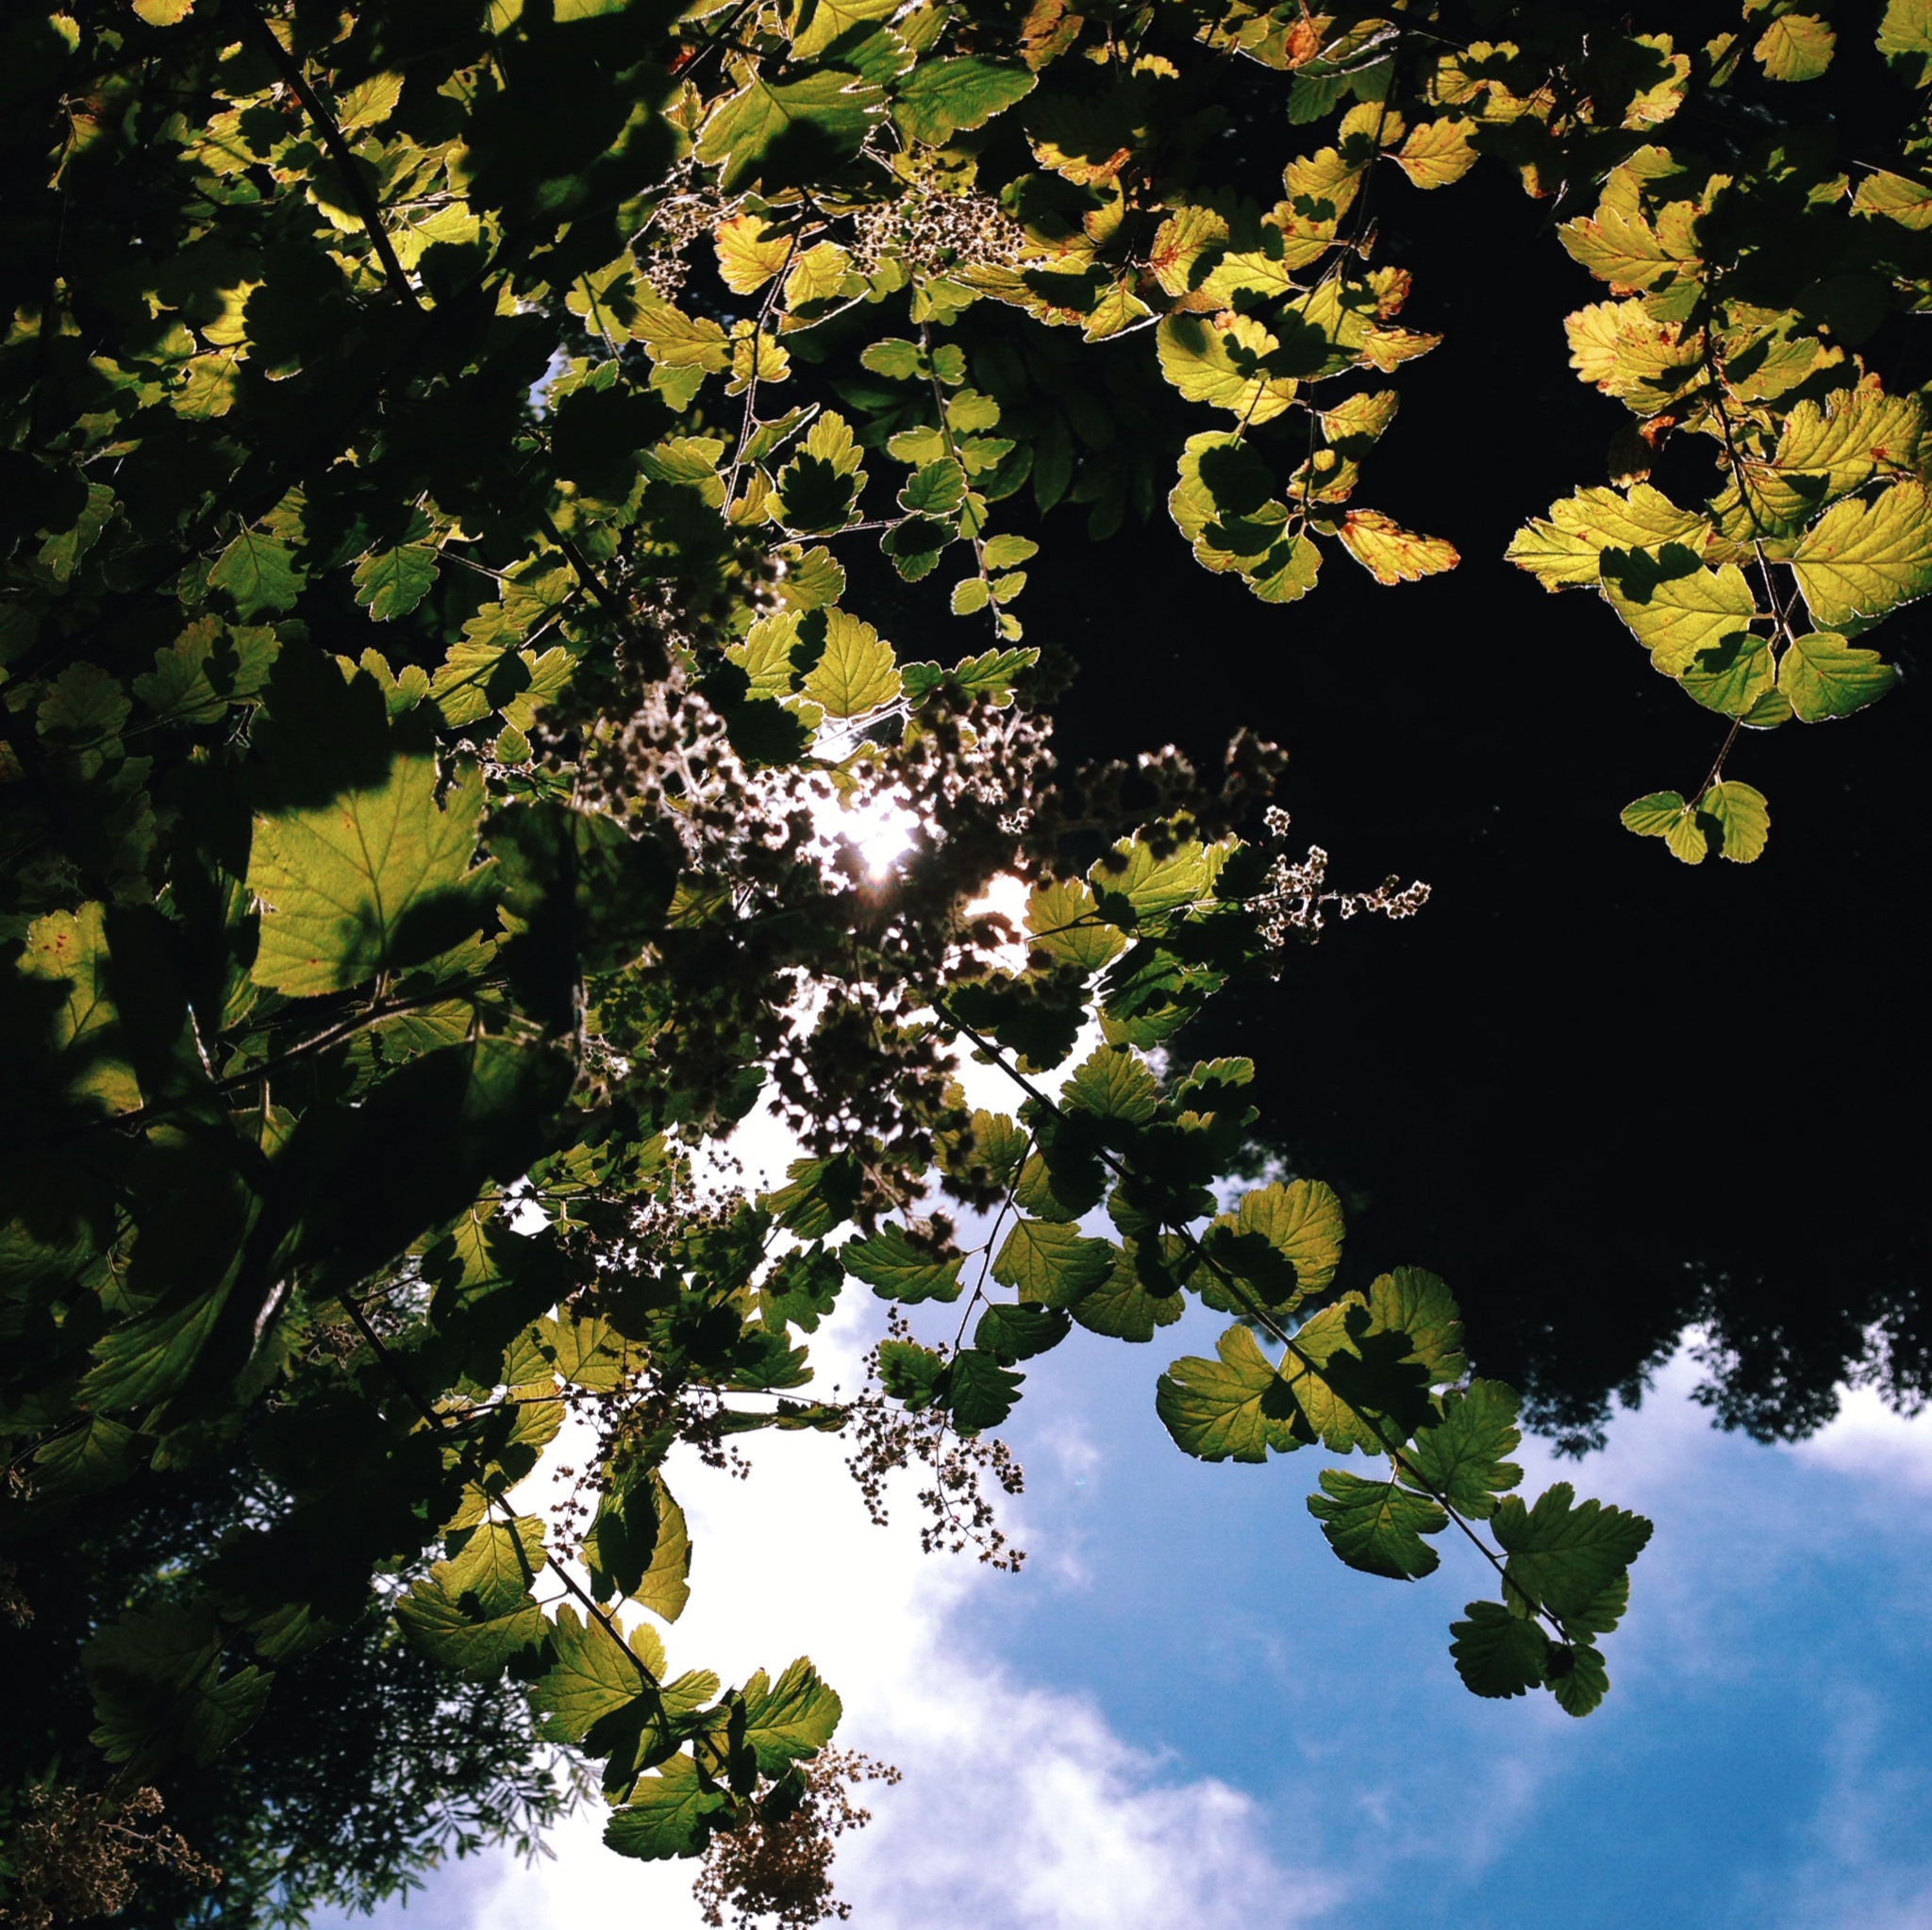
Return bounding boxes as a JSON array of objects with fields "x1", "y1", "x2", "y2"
[
  {"x1": 1249, "y1": 807, "x2": 1431, "y2": 946},
  {"x1": 849, "y1": 180, "x2": 1032, "y2": 278},
  {"x1": 0, "y1": 1786, "x2": 217, "y2": 1930},
  {"x1": 692, "y1": 1749, "x2": 902, "y2": 1930},
  {"x1": 846, "y1": 1314, "x2": 1027, "y2": 1572}
]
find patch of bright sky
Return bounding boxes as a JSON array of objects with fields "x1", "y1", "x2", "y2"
[{"x1": 321, "y1": 811, "x2": 1932, "y2": 1930}]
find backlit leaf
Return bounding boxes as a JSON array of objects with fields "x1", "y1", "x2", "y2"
[
  {"x1": 800, "y1": 611, "x2": 900, "y2": 716},
  {"x1": 1754, "y1": 12, "x2": 1834, "y2": 81},
  {"x1": 1156, "y1": 1323, "x2": 1301, "y2": 1463},
  {"x1": 945, "y1": 1347, "x2": 1024, "y2": 1429},
  {"x1": 1778, "y1": 630, "x2": 1899, "y2": 720},
  {"x1": 893, "y1": 57, "x2": 1037, "y2": 146},
  {"x1": 248, "y1": 757, "x2": 493, "y2": 997},
  {"x1": 695, "y1": 73, "x2": 885, "y2": 194},
  {"x1": 1450, "y1": 1600, "x2": 1549, "y2": 1700},
  {"x1": 1705, "y1": 779, "x2": 1770, "y2": 862},
  {"x1": 604, "y1": 1755, "x2": 731, "y2": 1860},
  {"x1": 1791, "y1": 480, "x2": 1932, "y2": 628},
  {"x1": 740, "y1": 1655, "x2": 842, "y2": 1772},
  {"x1": 991, "y1": 1218, "x2": 1116, "y2": 1306},
  {"x1": 840, "y1": 1223, "x2": 963, "y2": 1303},
  {"x1": 531, "y1": 1606, "x2": 666, "y2": 1746},
  {"x1": 1337, "y1": 509, "x2": 1458, "y2": 584},
  {"x1": 1493, "y1": 1481, "x2": 1653, "y2": 1621},
  {"x1": 1400, "y1": 1379, "x2": 1524, "y2": 1519},
  {"x1": 1307, "y1": 1468, "x2": 1446, "y2": 1578}
]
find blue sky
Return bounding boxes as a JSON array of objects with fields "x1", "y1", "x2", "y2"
[{"x1": 323, "y1": 1275, "x2": 1932, "y2": 1930}]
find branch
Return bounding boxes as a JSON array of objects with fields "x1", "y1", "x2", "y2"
[
  {"x1": 944, "y1": 1010, "x2": 1566, "y2": 1637},
  {"x1": 17, "y1": 983, "x2": 508, "y2": 1155},
  {"x1": 231, "y1": 2, "x2": 421, "y2": 307}
]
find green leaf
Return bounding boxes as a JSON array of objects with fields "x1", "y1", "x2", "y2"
[
  {"x1": 1091, "y1": 831, "x2": 1231, "y2": 921},
  {"x1": 1399, "y1": 1380, "x2": 1523, "y2": 1519},
  {"x1": 443, "y1": 1514, "x2": 547, "y2": 1607},
  {"x1": 775, "y1": 415, "x2": 867, "y2": 533},
  {"x1": 1880, "y1": 0, "x2": 1932, "y2": 66},
  {"x1": 861, "y1": 338, "x2": 924, "y2": 380},
  {"x1": 1620, "y1": 789, "x2": 1708, "y2": 863},
  {"x1": 900, "y1": 458, "x2": 967, "y2": 517},
  {"x1": 17, "y1": 902, "x2": 145, "y2": 1117},
  {"x1": 1544, "y1": 1640, "x2": 1610, "y2": 1718},
  {"x1": 740, "y1": 1655, "x2": 842, "y2": 1772},
  {"x1": 1069, "y1": 1242, "x2": 1187, "y2": 1342},
  {"x1": 36, "y1": 661, "x2": 130, "y2": 744},
  {"x1": 131, "y1": 616, "x2": 279, "y2": 725},
  {"x1": 1856, "y1": 169, "x2": 1932, "y2": 229},
  {"x1": 991, "y1": 1218, "x2": 1116, "y2": 1307},
  {"x1": 1157, "y1": 315, "x2": 1300, "y2": 424},
  {"x1": 1063, "y1": 1042, "x2": 1159, "y2": 1124},
  {"x1": 531, "y1": 1605, "x2": 666, "y2": 1746},
  {"x1": 950, "y1": 646, "x2": 1035, "y2": 702},
  {"x1": 1778, "y1": 630, "x2": 1899, "y2": 720},
  {"x1": 395, "y1": 1572, "x2": 544, "y2": 1679},
  {"x1": 945, "y1": 1347, "x2": 1024, "y2": 1430},
  {"x1": 85, "y1": 1604, "x2": 274, "y2": 1772},
  {"x1": 1025, "y1": 879, "x2": 1126, "y2": 973},
  {"x1": 1337, "y1": 509, "x2": 1458, "y2": 585},
  {"x1": 1307, "y1": 1467, "x2": 1447, "y2": 1579},
  {"x1": 1367, "y1": 1266, "x2": 1467, "y2": 1384},
  {"x1": 1749, "y1": 388, "x2": 1927, "y2": 532},
  {"x1": 1492, "y1": 1481, "x2": 1653, "y2": 1622},
  {"x1": 585, "y1": 1477, "x2": 662, "y2": 1605},
  {"x1": 1508, "y1": 484, "x2": 1710, "y2": 591},
  {"x1": 1706, "y1": 779, "x2": 1770, "y2": 862},
  {"x1": 30, "y1": 1416, "x2": 144, "y2": 1502},
  {"x1": 604, "y1": 1755, "x2": 732, "y2": 1860},
  {"x1": 1449, "y1": 1600, "x2": 1550, "y2": 1701},
  {"x1": 974, "y1": 1302, "x2": 1071, "y2": 1362},
  {"x1": 1207, "y1": 1178, "x2": 1345, "y2": 1306},
  {"x1": 1156, "y1": 1323, "x2": 1301, "y2": 1463},
  {"x1": 1680, "y1": 631, "x2": 1775, "y2": 719},
  {"x1": 947, "y1": 972, "x2": 1088, "y2": 1071},
  {"x1": 1276, "y1": 1297, "x2": 1432, "y2": 1455},
  {"x1": 247, "y1": 757, "x2": 492, "y2": 997},
  {"x1": 209, "y1": 528, "x2": 305, "y2": 618},
  {"x1": 788, "y1": 0, "x2": 898, "y2": 62},
  {"x1": 759, "y1": 1243, "x2": 845, "y2": 1333},
  {"x1": 877, "y1": 1338, "x2": 948, "y2": 1408},
  {"x1": 840, "y1": 1223, "x2": 963, "y2": 1303},
  {"x1": 892, "y1": 57, "x2": 1036, "y2": 146},
  {"x1": 762, "y1": 1155, "x2": 861, "y2": 1239},
  {"x1": 354, "y1": 541, "x2": 440, "y2": 622},
  {"x1": 1791, "y1": 481, "x2": 1932, "y2": 628},
  {"x1": 540, "y1": 1312, "x2": 635, "y2": 1391},
  {"x1": 695, "y1": 72, "x2": 885, "y2": 194}
]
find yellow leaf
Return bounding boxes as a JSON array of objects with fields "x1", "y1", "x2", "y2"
[
  {"x1": 1394, "y1": 117, "x2": 1478, "y2": 189},
  {"x1": 1337, "y1": 510, "x2": 1458, "y2": 584},
  {"x1": 801, "y1": 611, "x2": 901, "y2": 717},
  {"x1": 714, "y1": 215, "x2": 793, "y2": 295}
]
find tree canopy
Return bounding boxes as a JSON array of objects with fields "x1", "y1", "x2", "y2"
[{"x1": 3, "y1": 0, "x2": 1926, "y2": 1922}]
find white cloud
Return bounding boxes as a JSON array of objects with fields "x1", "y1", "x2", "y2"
[{"x1": 1784, "y1": 1383, "x2": 1932, "y2": 1495}]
